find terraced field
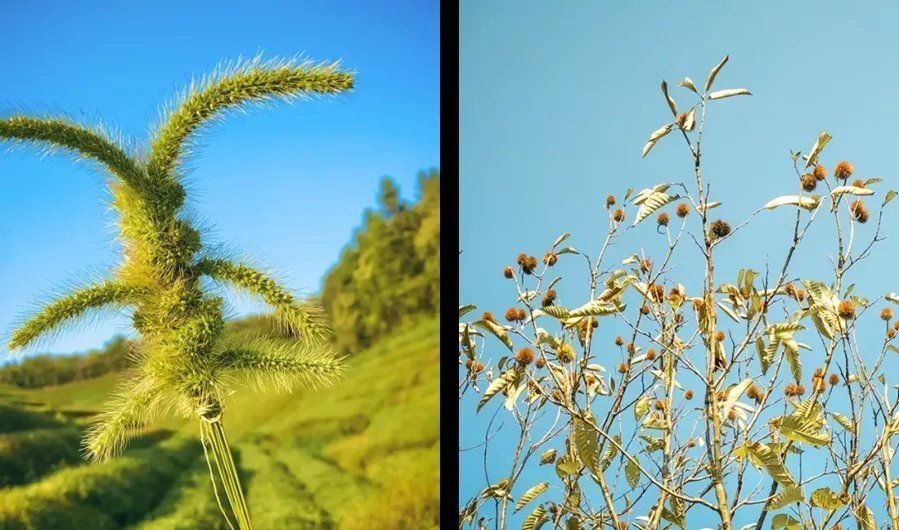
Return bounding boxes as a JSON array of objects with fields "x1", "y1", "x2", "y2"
[{"x1": 0, "y1": 317, "x2": 439, "y2": 530}]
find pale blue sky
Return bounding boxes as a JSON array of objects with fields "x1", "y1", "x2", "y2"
[
  {"x1": 0, "y1": 0, "x2": 438, "y2": 356},
  {"x1": 461, "y1": 2, "x2": 899, "y2": 527}
]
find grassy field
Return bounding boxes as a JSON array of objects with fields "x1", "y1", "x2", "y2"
[{"x1": 0, "y1": 317, "x2": 439, "y2": 530}]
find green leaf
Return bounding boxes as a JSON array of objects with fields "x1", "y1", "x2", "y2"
[
  {"x1": 884, "y1": 189, "x2": 898, "y2": 207},
  {"x1": 632, "y1": 188, "x2": 676, "y2": 226},
  {"x1": 857, "y1": 506, "x2": 875, "y2": 530},
  {"x1": 625, "y1": 458, "x2": 640, "y2": 488},
  {"x1": 542, "y1": 305, "x2": 570, "y2": 319},
  {"x1": 573, "y1": 416, "x2": 599, "y2": 474},
  {"x1": 635, "y1": 396, "x2": 651, "y2": 420},
  {"x1": 539, "y1": 449, "x2": 557, "y2": 465},
  {"x1": 459, "y1": 304, "x2": 477, "y2": 318},
  {"x1": 521, "y1": 505, "x2": 548, "y2": 530},
  {"x1": 810, "y1": 487, "x2": 847, "y2": 510},
  {"x1": 473, "y1": 319, "x2": 514, "y2": 351},
  {"x1": 829, "y1": 412, "x2": 855, "y2": 433},
  {"x1": 771, "y1": 513, "x2": 802, "y2": 530},
  {"x1": 515, "y1": 482, "x2": 549, "y2": 512},
  {"x1": 477, "y1": 369, "x2": 519, "y2": 412},
  {"x1": 568, "y1": 300, "x2": 622, "y2": 318},
  {"x1": 767, "y1": 485, "x2": 804, "y2": 510},
  {"x1": 780, "y1": 402, "x2": 829, "y2": 446},
  {"x1": 746, "y1": 442, "x2": 797, "y2": 487}
]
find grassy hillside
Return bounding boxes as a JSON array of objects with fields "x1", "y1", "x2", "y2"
[{"x1": 0, "y1": 317, "x2": 439, "y2": 530}]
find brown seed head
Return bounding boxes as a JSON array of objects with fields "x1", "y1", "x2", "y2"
[
  {"x1": 837, "y1": 299, "x2": 856, "y2": 320},
  {"x1": 813, "y1": 367, "x2": 825, "y2": 378},
  {"x1": 605, "y1": 194, "x2": 616, "y2": 208},
  {"x1": 505, "y1": 307, "x2": 524, "y2": 322},
  {"x1": 503, "y1": 266, "x2": 514, "y2": 279},
  {"x1": 515, "y1": 347, "x2": 534, "y2": 365},
  {"x1": 614, "y1": 336, "x2": 624, "y2": 346},
  {"x1": 470, "y1": 361, "x2": 484, "y2": 374},
  {"x1": 617, "y1": 362, "x2": 629, "y2": 373},
  {"x1": 785, "y1": 282, "x2": 796, "y2": 297},
  {"x1": 829, "y1": 373, "x2": 839, "y2": 385},
  {"x1": 800, "y1": 173, "x2": 817, "y2": 192},
  {"x1": 640, "y1": 305, "x2": 650, "y2": 315},
  {"x1": 714, "y1": 331, "x2": 726, "y2": 342},
  {"x1": 675, "y1": 202, "x2": 690, "y2": 218},
  {"x1": 834, "y1": 160, "x2": 854, "y2": 180},
  {"x1": 676, "y1": 112, "x2": 687, "y2": 128},
  {"x1": 684, "y1": 390, "x2": 694, "y2": 400},
  {"x1": 541, "y1": 289, "x2": 557, "y2": 307},
  {"x1": 796, "y1": 289, "x2": 806, "y2": 302},
  {"x1": 850, "y1": 199, "x2": 869, "y2": 223},
  {"x1": 710, "y1": 219, "x2": 732, "y2": 239},
  {"x1": 657, "y1": 212, "x2": 670, "y2": 226},
  {"x1": 796, "y1": 384, "x2": 806, "y2": 396},
  {"x1": 627, "y1": 342, "x2": 636, "y2": 354},
  {"x1": 813, "y1": 164, "x2": 827, "y2": 181},
  {"x1": 651, "y1": 284, "x2": 665, "y2": 302},
  {"x1": 882, "y1": 308, "x2": 894, "y2": 321},
  {"x1": 543, "y1": 252, "x2": 557, "y2": 266},
  {"x1": 653, "y1": 399, "x2": 665, "y2": 411},
  {"x1": 523, "y1": 255, "x2": 538, "y2": 274},
  {"x1": 889, "y1": 329, "x2": 897, "y2": 340},
  {"x1": 482, "y1": 311, "x2": 496, "y2": 323},
  {"x1": 645, "y1": 348, "x2": 657, "y2": 360},
  {"x1": 516, "y1": 253, "x2": 528, "y2": 266},
  {"x1": 639, "y1": 258, "x2": 653, "y2": 273},
  {"x1": 613, "y1": 209, "x2": 626, "y2": 222},
  {"x1": 852, "y1": 178, "x2": 866, "y2": 188}
]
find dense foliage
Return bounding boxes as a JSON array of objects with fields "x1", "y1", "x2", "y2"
[
  {"x1": 323, "y1": 169, "x2": 440, "y2": 353},
  {"x1": 0, "y1": 336, "x2": 129, "y2": 388}
]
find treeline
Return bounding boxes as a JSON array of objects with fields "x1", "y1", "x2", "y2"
[
  {"x1": 322, "y1": 169, "x2": 440, "y2": 353},
  {"x1": 0, "y1": 337, "x2": 130, "y2": 388},
  {"x1": 0, "y1": 168, "x2": 439, "y2": 386}
]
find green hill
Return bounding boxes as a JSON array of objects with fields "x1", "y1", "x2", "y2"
[{"x1": 0, "y1": 317, "x2": 439, "y2": 530}]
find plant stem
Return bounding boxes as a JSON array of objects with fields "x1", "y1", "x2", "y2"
[{"x1": 201, "y1": 417, "x2": 254, "y2": 530}]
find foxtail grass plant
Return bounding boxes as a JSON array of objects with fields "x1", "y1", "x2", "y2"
[{"x1": 1, "y1": 55, "x2": 353, "y2": 529}]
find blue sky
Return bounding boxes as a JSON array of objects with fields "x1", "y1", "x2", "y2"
[
  {"x1": 461, "y1": 1, "x2": 899, "y2": 527},
  {"x1": 0, "y1": 0, "x2": 438, "y2": 355}
]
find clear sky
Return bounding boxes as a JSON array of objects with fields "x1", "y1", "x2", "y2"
[
  {"x1": 0, "y1": 0, "x2": 439, "y2": 356},
  {"x1": 461, "y1": 1, "x2": 899, "y2": 527}
]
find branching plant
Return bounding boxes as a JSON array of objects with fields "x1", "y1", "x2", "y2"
[
  {"x1": 2, "y1": 55, "x2": 353, "y2": 530},
  {"x1": 460, "y1": 56, "x2": 899, "y2": 530}
]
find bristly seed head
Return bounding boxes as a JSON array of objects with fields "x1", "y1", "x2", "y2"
[
  {"x1": 710, "y1": 219, "x2": 731, "y2": 239},
  {"x1": 800, "y1": 173, "x2": 817, "y2": 192},
  {"x1": 882, "y1": 308, "x2": 893, "y2": 321},
  {"x1": 503, "y1": 266, "x2": 514, "y2": 279},
  {"x1": 657, "y1": 212, "x2": 670, "y2": 226},
  {"x1": 834, "y1": 160, "x2": 854, "y2": 180},
  {"x1": 675, "y1": 203, "x2": 690, "y2": 218},
  {"x1": 613, "y1": 209, "x2": 625, "y2": 223},
  {"x1": 515, "y1": 347, "x2": 534, "y2": 366},
  {"x1": 605, "y1": 195, "x2": 616, "y2": 208},
  {"x1": 543, "y1": 252, "x2": 557, "y2": 266},
  {"x1": 837, "y1": 300, "x2": 856, "y2": 320},
  {"x1": 813, "y1": 164, "x2": 827, "y2": 181}
]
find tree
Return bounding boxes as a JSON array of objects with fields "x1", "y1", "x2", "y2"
[
  {"x1": 322, "y1": 170, "x2": 440, "y2": 354},
  {"x1": 460, "y1": 56, "x2": 898, "y2": 530},
  {"x1": 1, "y1": 56, "x2": 353, "y2": 530}
]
